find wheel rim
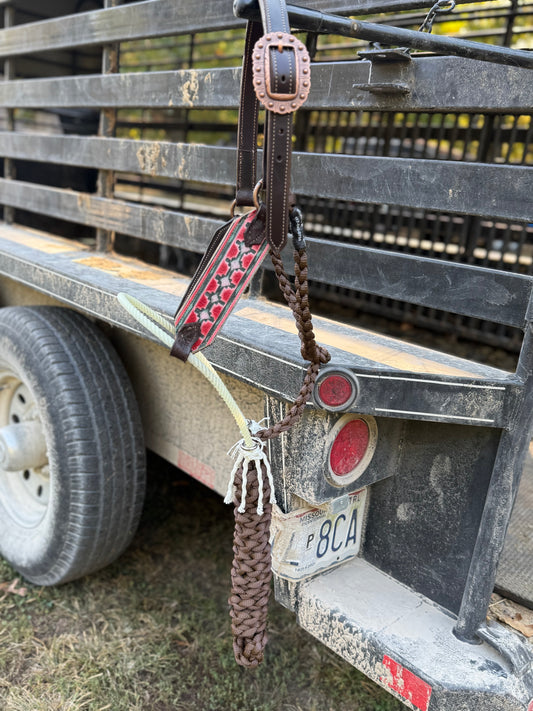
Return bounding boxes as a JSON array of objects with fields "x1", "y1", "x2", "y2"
[{"x1": 0, "y1": 368, "x2": 50, "y2": 528}]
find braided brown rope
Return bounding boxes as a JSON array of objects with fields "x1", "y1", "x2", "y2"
[
  {"x1": 229, "y1": 244, "x2": 330, "y2": 667},
  {"x1": 258, "y1": 248, "x2": 330, "y2": 440},
  {"x1": 229, "y1": 459, "x2": 272, "y2": 667}
]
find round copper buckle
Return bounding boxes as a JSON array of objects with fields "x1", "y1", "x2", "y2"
[{"x1": 252, "y1": 32, "x2": 311, "y2": 114}]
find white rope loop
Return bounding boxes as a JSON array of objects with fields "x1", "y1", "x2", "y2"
[{"x1": 224, "y1": 435, "x2": 276, "y2": 515}]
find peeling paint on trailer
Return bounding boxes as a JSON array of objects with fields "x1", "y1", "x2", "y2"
[
  {"x1": 74, "y1": 256, "x2": 187, "y2": 298},
  {"x1": 380, "y1": 655, "x2": 432, "y2": 711}
]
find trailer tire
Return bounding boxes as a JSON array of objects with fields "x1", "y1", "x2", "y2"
[{"x1": 0, "y1": 306, "x2": 146, "y2": 585}]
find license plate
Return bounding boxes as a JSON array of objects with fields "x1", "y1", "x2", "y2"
[{"x1": 270, "y1": 489, "x2": 367, "y2": 581}]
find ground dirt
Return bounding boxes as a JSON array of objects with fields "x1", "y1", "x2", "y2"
[{"x1": 0, "y1": 453, "x2": 404, "y2": 711}]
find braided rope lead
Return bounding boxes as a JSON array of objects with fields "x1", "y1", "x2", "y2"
[
  {"x1": 118, "y1": 244, "x2": 330, "y2": 669},
  {"x1": 229, "y1": 457, "x2": 273, "y2": 668},
  {"x1": 228, "y1": 247, "x2": 330, "y2": 668}
]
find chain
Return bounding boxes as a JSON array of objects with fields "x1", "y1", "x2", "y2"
[{"x1": 419, "y1": 0, "x2": 456, "y2": 33}]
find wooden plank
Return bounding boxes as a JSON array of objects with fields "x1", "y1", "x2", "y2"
[
  {"x1": 1, "y1": 58, "x2": 532, "y2": 113},
  {"x1": 1, "y1": 134, "x2": 531, "y2": 223},
  {"x1": 1, "y1": 178, "x2": 531, "y2": 326},
  {"x1": 0, "y1": 0, "x2": 493, "y2": 59}
]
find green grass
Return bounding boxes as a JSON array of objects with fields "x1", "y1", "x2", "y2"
[{"x1": 0, "y1": 455, "x2": 404, "y2": 711}]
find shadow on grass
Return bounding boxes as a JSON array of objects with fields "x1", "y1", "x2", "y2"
[{"x1": 0, "y1": 452, "x2": 404, "y2": 711}]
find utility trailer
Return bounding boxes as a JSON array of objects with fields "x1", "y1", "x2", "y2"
[{"x1": 0, "y1": 0, "x2": 532, "y2": 708}]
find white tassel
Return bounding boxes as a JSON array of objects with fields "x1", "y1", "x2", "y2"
[{"x1": 224, "y1": 434, "x2": 276, "y2": 515}]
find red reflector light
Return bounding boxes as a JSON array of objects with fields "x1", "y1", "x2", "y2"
[
  {"x1": 330, "y1": 418, "x2": 370, "y2": 476},
  {"x1": 313, "y1": 368, "x2": 358, "y2": 411},
  {"x1": 318, "y1": 374, "x2": 353, "y2": 408}
]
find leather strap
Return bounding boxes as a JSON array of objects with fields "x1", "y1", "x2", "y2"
[
  {"x1": 234, "y1": 0, "x2": 310, "y2": 253},
  {"x1": 235, "y1": 21, "x2": 262, "y2": 208},
  {"x1": 257, "y1": 0, "x2": 290, "y2": 34}
]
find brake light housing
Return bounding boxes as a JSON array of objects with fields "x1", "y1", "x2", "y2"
[{"x1": 327, "y1": 414, "x2": 378, "y2": 486}]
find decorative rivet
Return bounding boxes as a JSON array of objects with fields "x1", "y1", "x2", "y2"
[
  {"x1": 291, "y1": 102, "x2": 297, "y2": 108},
  {"x1": 255, "y1": 54, "x2": 261, "y2": 59},
  {"x1": 303, "y1": 56, "x2": 308, "y2": 62},
  {"x1": 259, "y1": 92, "x2": 265, "y2": 98},
  {"x1": 289, "y1": 36, "x2": 295, "y2": 42},
  {"x1": 298, "y1": 45, "x2": 304, "y2": 50},
  {"x1": 278, "y1": 33, "x2": 283, "y2": 39},
  {"x1": 303, "y1": 68, "x2": 308, "y2": 74},
  {"x1": 266, "y1": 35, "x2": 271, "y2": 41},
  {"x1": 280, "y1": 105, "x2": 285, "y2": 111},
  {"x1": 268, "y1": 101, "x2": 274, "y2": 107},
  {"x1": 300, "y1": 94, "x2": 305, "y2": 99},
  {"x1": 303, "y1": 81, "x2": 309, "y2": 87},
  {"x1": 258, "y1": 43, "x2": 264, "y2": 48},
  {"x1": 255, "y1": 66, "x2": 261, "y2": 71},
  {"x1": 255, "y1": 79, "x2": 261, "y2": 85}
]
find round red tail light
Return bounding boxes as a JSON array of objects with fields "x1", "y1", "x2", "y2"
[
  {"x1": 330, "y1": 418, "x2": 369, "y2": 475},
  {"x1": 327, "y1": 414, "x2": 377, "y2": 486},
  {"x1": 313, "y1": 368, "x2": 358, "y2": 411}
]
